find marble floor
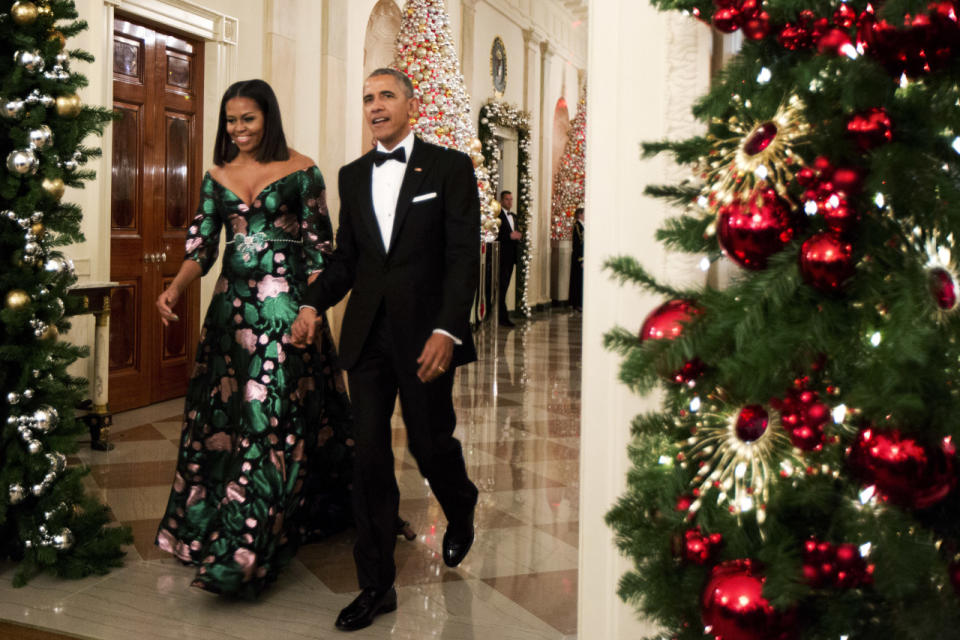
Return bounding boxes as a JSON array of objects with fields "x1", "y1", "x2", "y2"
[{"x1": 0, "y1": 311, "x2": 582, "y2": 639}]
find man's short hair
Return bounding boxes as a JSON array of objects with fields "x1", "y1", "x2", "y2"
[
  {"x1": 500, "y1": 190, "x2": 512, "y2": 199},
  {"x1": 368, "y1": 68, "x2": 415, "y2": 98}
]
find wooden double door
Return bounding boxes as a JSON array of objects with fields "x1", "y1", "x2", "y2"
[{"x1": 109, "y1": 16, "x2": 204, "y2": 412}]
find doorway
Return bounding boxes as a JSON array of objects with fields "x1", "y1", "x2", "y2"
[{"x1": 109, "y1": 16, "x2": 204, "y2": 412}]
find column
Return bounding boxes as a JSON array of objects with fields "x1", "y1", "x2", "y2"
[
  {"x1": 537, "y1": 40, "x2": 555, "y2": 307},
  {"x1": 579, "y1": 2, "x2": 712, "y2": 639},
  {"x1": 460, "y1": 0, "x2": 477, "y2": 86},
  {"x1": 522, "y1": 27, "x2": 545, "y2": 309}
]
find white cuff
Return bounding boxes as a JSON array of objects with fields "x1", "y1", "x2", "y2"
[{"x1": 433, "y1": 328, "x2": 462, "y2": 345}]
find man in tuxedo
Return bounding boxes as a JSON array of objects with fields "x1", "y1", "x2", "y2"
[
  {"x1": 569, "y1": 206, "x2": 584, "y2": 311},
  {"x1": 291, "y1": 68, "x2": 480, "y2": 632},
  {"x1": 496, "y1": 190, "x2": 522, "y2": 327}
]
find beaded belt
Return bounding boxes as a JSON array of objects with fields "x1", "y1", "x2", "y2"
[{"x1": 227, "y1": 232, "x2": 302, "y2": 259}]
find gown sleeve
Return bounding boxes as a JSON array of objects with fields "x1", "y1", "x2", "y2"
[
  {"x1": 299, "y1": 166, "x2": 333, "y2": 276},
  {"x1": 184, "y1": 173, "x2": 222, "y2": 276}
]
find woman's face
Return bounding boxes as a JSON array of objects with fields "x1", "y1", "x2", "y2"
[{"x1": 225, "y1": 97, "x2": 264, "y2": 155}]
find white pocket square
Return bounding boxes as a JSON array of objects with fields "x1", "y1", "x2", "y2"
[{"x1": 412, "y1": 192, "x2": 437, "y2": 203}]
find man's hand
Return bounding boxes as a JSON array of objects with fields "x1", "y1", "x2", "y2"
[
  {"x1": 416, "y1": 332, "x2": 454, "y2": 382},
  {"x1": 291, "y1": 307, "x2": 319, "y2": 347},
  {"x1": 510, "y1": 230, "x2": 521, "y2": 240}
]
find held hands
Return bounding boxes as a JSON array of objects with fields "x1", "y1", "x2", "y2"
[
  {"x1": 417, "y1": 332, "x2": 454, "y2": 383},
  {"x1": 156, "y1": 285, "x2": 181, "y2": 326},
  {"x1": 291, "y1": 307, "x2": 319, "y2": 347},
  {"x1": 510, "y1": 230, "x2": 522, "y2": 241}
]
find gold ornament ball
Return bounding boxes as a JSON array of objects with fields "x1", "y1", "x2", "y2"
[
  {"x1": 11, "y1": 1, "x2": 39, "y2": 25},
  {"x1": 31, "y1": 222, "x2": 44, "y2": 238},
  {"x1": 41, "y1": 325, "x2": 58, "y2": 341},
  {"x1": 55, "y1": 93, "x2": 82, "y2": 118},
  {"x1": 42, "y1": 177, "x2": 65, "y2": 201},
  {"x1": 5, "y1": 289, "x2": 31, "y2": 310},
  {"x1": 469, "y1": 137, "x2": 483, "y2": 153},
  {"x1": 470, "y1": 151, "x2": 485, "y2": 167},
  {"x1": 489, "y1": 200, "x2": 501, "y2": 215},
  {"x1": 48, "y1": 30, "x2": 66, "y2": 50}
]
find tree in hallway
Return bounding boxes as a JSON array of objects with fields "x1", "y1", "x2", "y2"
[
  {"x1": 551, "y1": 85, "x2": 585, "y2": 240},
  {"x1": 0, "y1": 0, "x2": 130, "y2": 586},
  {"x1": 605, "y1": 0, "x2": 960, "y2": 637},
  {"x1": 392, "y1": 0, "x2": 500, "y2": 241}
]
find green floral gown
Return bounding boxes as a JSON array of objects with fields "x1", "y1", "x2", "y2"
[{"x1": 155, "y1": 166, "x2": 354, "y2": 598}]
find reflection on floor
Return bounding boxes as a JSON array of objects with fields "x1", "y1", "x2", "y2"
[{"x1": 0, "y1": 311, "x2": 582, "y2": 640}]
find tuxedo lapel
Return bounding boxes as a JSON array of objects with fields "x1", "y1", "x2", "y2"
[
  {"x1": 356, "y1": 152, "x2": 387, "y2": 257},
  {"x1": 388, "y1": 137, "x2": 432, "y2": 254}
]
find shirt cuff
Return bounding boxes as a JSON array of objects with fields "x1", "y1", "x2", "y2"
[
  {"x1": 299, "y1": 304, "x2": 318, "y2": 312},
  {"x1": 433, "y1": 328, "x2": 462, "y2": 345}
]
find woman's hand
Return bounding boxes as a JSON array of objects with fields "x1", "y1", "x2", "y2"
[{"x1": 156, "y1": 285, "x2": 181, "y2": 326}]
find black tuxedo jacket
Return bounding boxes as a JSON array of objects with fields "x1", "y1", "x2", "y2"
[
  {"x1": 303, "y1": 137, "x2": 480, "y2": 371},
  {"x1": 497, "y1": 210, "x2": 518, "y2": 269}
]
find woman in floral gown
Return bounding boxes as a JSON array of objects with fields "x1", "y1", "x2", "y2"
[{"x1": 154, "y1": 79, "x2": 354, "y2": 598}]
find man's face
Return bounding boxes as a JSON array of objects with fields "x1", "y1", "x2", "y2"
[
  {"x1": 363, "y1": 74, "x2": 419, "y2": 150},
  {"x1": 501, "y1": 193, "x2": 513, "y2": 211}
]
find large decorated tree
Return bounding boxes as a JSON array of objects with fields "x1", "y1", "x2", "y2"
[
  {"x1": 605, "y1": 0, "x2": 960, "y2": 638},
  {"x1": 0, "y1": 0, "x2": 130, "y2": 586},
  {"x1": 551, "y1": 85, "x2": 586, "y2": 240},
  {"x1": 393, "y1": 0, "x2": 500, "y2": 241}
]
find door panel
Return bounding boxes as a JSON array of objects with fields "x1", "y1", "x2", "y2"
[{"x1": 110, "y1": 16, "x2": 203, "y2": 412}]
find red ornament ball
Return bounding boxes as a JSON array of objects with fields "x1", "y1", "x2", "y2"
[
  {"x1": 713, "y1": 6, "x2": 742, "y2": 33},
  {"x1": 681, "y1": 527, "x2": 724, "y2": 565},
  {"x1": 847, "y1": 427, "x2": 957, "y2": 509},
  {"x1": 735, "y1": 405, "x2": 769, "y2": 442},
  {"x1": 718, "y1": 188, "x2": 795, "y2": 270},
  {"x1": 639, "y1": 299, "x2": 705, "y2": 385},
  {"x1": 930, "y1": 268, "x2": 959, "y2": 311},
  {"x1": 799, "y1": 232, "x2": 854, "y2": 292},
  {"x1": 847, "y1": 108, "x2": 893, "y2": 150},
  {"x1": 741, "y1": 10, "x2": 771, "y2": 40},
  {"x1": 772, "y1": 388, "x2": 829, "y2": 451},
  {"x1": 701, "y1": 560, "x2": 795, "y2": 640},
  {"x1": 640, "y1": 299, "x2": 700, "y2": 341}
]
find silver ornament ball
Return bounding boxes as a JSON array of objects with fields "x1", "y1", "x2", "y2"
[
  {"x1": 28, "y1": 125, "x2": 53, "y2": 150},
  {"x1": 6, "y1": 148, "x2": 38, "y2": 175},
  {"x1": 0, "y1": 98, "x2": 24, "y2": 119},
  {"x1": 22, "y1": 388, "x2": 33, "y2": 399},
  {"x1": 31, "y1": 483, "x2": 45, "y2": 496},
  {"x1": 14, "y1": 50, "x2": 44, "y2": 73},
  {"x1": 32, "y1": 406, "x2": 59, "y2": 432},
  {"x1": 27, "y1": 439, "x2": 42, "y2": 454},
  {"x1": 52, "y1": 528, "x2": 74, "y2": 550},
  {"x1": 7, "y1": 392, "x2": 20, "y2": 404},
  {"x1": 8, "y1": 484, "x2": 25, "y2": 504}
]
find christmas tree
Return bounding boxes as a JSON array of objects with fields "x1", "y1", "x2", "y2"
[
  {"x1": 393, "y1": 0, "x2": 500, "y2": 241},
  {"x1": 605, "y1": 0, "x2": 960, "y2": 638},
  {"x1": 0, "y1": 0, "x2": 130, "y2": 586},
  {"x1": 551, "y1": 85, "x2": 586, "y2": 240}
]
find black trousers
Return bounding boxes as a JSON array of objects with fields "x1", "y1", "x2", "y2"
[
  {"x1": 346, "y1": 306, "x2": 478, "y2": 589},
  {"x1": 498, "y1": 256, "x2": 515, "y2": 322}
]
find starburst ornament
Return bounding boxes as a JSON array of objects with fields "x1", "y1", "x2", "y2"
[
  {"x1": 704, "y1": 95, "x2": 810, "y2": 206},
  {"x1": 685, "y1": 397, "x2": 802, "y2": 524},
  {"x1": 914, "y1": 227, "x2": 960, "y2": 319}
]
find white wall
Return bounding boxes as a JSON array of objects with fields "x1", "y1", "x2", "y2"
[{"x1": 579, "y1": 1, "x2": 711, "y2": 638}]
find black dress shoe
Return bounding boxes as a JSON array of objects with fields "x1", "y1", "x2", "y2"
[
  {"x1": 442, "y1": 502, "x2": 476, "y2": 567},
  {"x1": 335, "y1": 586, "x2": 397, "y2": 631}
]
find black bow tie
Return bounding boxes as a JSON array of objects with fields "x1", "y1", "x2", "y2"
[{"x1": 373, "y1": 147, "x2": 406, "y2": 166}]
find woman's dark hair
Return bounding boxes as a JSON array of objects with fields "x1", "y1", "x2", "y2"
[{"x1": 213, "y1": 79, "x2": 289, "y2": 166}]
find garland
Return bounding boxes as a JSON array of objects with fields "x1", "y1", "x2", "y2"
[{"x1": 478, "y1": 101, "x2": 533, "y2": 318}]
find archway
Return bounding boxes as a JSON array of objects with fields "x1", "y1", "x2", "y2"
[
  {"x1": 550, "y1": 96, "x2": 571, "y2": 303},
  {"x1": 362, "y1": 0, "x2": 403, "y2": 153}
]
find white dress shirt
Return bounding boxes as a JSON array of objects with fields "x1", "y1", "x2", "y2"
[
  {"x1": 503, "y1": 211, "x2": 515, "y2": 232},
  {"x1": 371, "y1": 132, "x2": 415, "y2": 252}
]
